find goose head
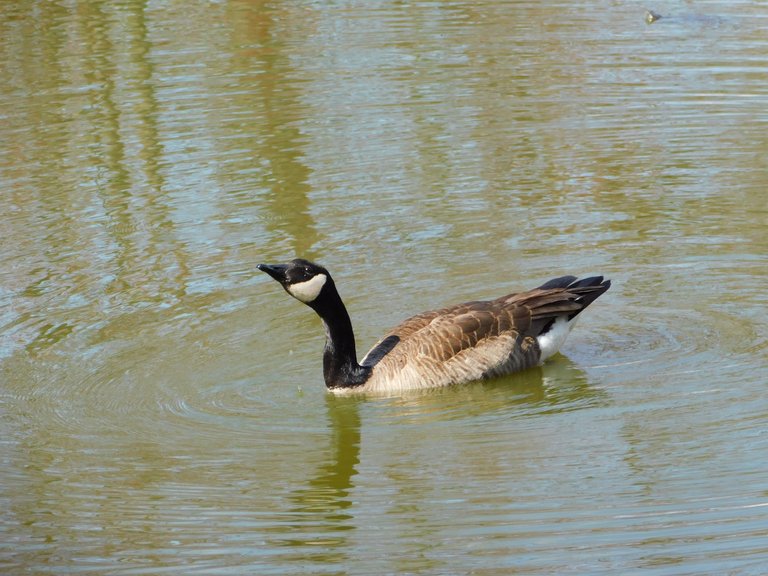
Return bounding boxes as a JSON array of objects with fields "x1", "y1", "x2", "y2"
[
  {"x1": 257, "y1": 258, "x2": 332, "y2": 305},
  {"x1": 257, "y1": 258, "x2": 369, "y2": 389}
]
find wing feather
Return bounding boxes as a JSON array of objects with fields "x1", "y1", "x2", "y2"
[{"x1": 362, "y1": 277, "x2": 610, "y2": 370}]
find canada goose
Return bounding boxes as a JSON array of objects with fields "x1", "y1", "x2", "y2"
[{"x1": 258, "y1": 259, "x2": 610, "y2": 394}]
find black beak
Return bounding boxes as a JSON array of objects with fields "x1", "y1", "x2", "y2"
[{"x1": 257, "y1": 263, "x2": 289, "y2": 283}]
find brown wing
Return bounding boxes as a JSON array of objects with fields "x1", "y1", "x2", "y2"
[
  {"x1": 498, "y1": 275, "x2": 610, "y2": 334},
  {"x1": 360, "y1": 300, "x2": 483, "y2": 366},
  {"x1": 361, "y1": 276, "x2": 610, "y2": 368}
]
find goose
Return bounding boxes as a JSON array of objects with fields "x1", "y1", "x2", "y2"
[{"x1": 257, "y1": 259, "x2": 610, "y2": 394}]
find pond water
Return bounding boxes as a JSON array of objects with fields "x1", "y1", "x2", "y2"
[{"x1": 1, "y1": 0, "x2": 767, "y2": 574}]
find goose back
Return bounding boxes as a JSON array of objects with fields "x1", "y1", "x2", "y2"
[{"x1": 356, "y1": 278, "x2": 609, "y2": 393}]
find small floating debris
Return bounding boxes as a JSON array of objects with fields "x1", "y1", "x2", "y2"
[{"x1": 645, "y1": 10, "x2": 662, "y2": 24}]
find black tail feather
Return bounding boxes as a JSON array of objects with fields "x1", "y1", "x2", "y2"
[
  {"x1": 568, "y1": 275, "x2": 605, "y2": 289},
  {"x1": 567, "y1": 278, "x2": 611, "y2": 319},
  {"x1": 534, "y1": 275, "x2": 611, "y2": 323},
  {"x1": 537, "y1": 275, "x2": 577, "y2": 290}
]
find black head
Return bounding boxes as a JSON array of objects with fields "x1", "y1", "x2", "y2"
[{"x1": 257, "y1": 258, "x2": 332, "y2": 304}]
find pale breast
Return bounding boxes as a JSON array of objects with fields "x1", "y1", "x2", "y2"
[{"x1": 353, "y1": 332, "x2": 540, "y2": 394}]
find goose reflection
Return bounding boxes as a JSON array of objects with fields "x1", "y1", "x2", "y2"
[
  {"x1": 381, "y1": 356, "x2": 609, "y2": 421},
  {"x1": 270, "y1": 395, "x2": 362, "y2": 555}
]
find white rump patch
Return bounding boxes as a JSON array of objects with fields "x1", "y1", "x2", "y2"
[
  {"x1": 287, "y1": 273, "x2": 327, "y2": 303},
  {"x1": 536, "y1": 316, "x2": 577, "y2": 363}
]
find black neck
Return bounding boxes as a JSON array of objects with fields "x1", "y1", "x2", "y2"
[{"x1": 308, "y1": 280, "x2": 371, "y2": 389}]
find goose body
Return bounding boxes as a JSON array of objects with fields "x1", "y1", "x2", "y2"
[{"x1": 258, "y1": 259, "x2": 610, "y2": 394}]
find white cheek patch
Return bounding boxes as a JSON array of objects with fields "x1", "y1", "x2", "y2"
[{"x1": 287, "y1": 273, "x2": 327, "y2": 303}]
